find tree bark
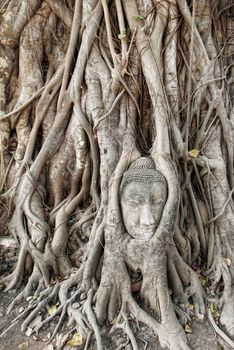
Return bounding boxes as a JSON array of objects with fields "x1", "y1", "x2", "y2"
[{"x1": 0, "y1": 0, "x2": 234, "y2": 349}]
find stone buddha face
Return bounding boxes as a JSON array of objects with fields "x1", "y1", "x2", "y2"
[{"x1": 120, "y1": 158, "x2": 167, "y2": 240}]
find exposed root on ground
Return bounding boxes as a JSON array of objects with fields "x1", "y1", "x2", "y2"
[{"x1": 1, "y1": 0, "x2": 234, "y2": 349}]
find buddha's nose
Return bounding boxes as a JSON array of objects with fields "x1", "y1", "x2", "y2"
[{"x1": 140, "y1": 204, "x2": 155, "y2": 226}]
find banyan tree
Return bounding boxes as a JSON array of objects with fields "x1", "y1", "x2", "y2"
[{"x1": 0, "y1": 0, "x2": 234, "y2": 349}]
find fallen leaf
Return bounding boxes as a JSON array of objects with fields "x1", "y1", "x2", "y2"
[
  {"x1": 185, "y1": 324, "x2": 192, "y2": 333},
  {"x1": 210, "y1": 303, "x2": 216, "y2": 314},
  {"x1": 214, "y1": 311, "x2": 220, "y2": 319},
  {"x1": 197, "y1": 313, "x2": 204, "y2": 321},
  {"x1": 67, "y1": 332, "x2": 83, "y2": 347},
  {"x1": 189, "y1": 304, "x2": 194, "y2": 311},
  {"x1": 200, "y1": 278, "x2": 206, "y2": 286},
  {"x1": 18, "y1": 342, "x2": 29, "y2": 349},
  {"x1": 18, "y1": 307, "x2": 24, "y2": 313},
  {"x1": 25, "y1": 327, "x2": 33, "y2": 337},
  {"x1": 209, "y1": 303, "x2": 221, "y2": 319},
  {"x1": 184, "y1": 324, "x2": 192, "y2": 333},
  {"x1": 48, "y1": 305, "x2": 57, "y2": 316},
  {"x1": 188, "y1": 149, "x2": 199, "y2": 158}
]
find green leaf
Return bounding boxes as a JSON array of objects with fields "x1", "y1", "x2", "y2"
[{"x1": 133, "y1": 15, "x2": 145, "y2": 21}]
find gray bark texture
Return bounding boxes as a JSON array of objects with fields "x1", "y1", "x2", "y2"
[{"x1": 0, "y1": 0, "x2": 234, "y2": 349}]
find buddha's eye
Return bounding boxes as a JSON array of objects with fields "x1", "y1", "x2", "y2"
[{"x1": 128, "y1": 199, "x2": 143, "y2": 206}]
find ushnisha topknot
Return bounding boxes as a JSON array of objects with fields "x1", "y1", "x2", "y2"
[{"x1": 120, "y1": 157, "x2": 167, "y2": 193}]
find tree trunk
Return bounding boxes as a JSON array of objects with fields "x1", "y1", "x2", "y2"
[{"x1": 0, "y1": 0, "x2": 234, "y2": 349}]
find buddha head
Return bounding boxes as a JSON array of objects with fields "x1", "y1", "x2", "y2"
[{"x1": 120, "y1": 157, "x2": 167, "y2": 240}]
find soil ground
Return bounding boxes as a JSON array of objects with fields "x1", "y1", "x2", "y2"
[{"x1": 0, "y1": 288, "x2": 230, "y2": 350}]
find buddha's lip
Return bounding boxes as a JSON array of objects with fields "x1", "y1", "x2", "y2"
[
  {"x1": 137, "y1": 225, "x2": 156, "y2": 231},
  {"x1": 129, "y1": 226, "x2": 156, "y2": 240}
]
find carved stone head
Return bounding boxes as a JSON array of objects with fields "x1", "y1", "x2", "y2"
[{"x1": 120, "y1": 157, "x2": 167, "y2": 240}]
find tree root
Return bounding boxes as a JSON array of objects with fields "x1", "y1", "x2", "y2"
[
  {"x1": 21, "y1": 283, "x2": 60, "y2": 332},
  {"x1": 110, "y1": 309, "x2": 139, "y2": 350},
  {"x1": 1, "y1": 1, "x2": 234, "y2": 350},
  {"x1": 208, "y1": 309, "x2": 234, "y2": 348}
]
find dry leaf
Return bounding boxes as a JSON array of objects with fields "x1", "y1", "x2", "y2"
[
  {"x1": 110, "y1": 318, "x2": 116, "y2": 325},
  {"x1": 189, "y1": 304, "x2": 194, "y2": 311},
  {"x1": 188, "y1": 149, "x2": 199, "y2": 158},
  {"x1": 48, "y1": 305, "x2": 57, "y2": 316},
  {"x1": 18, "y1": 307, "x2": 24, "y2": 313},
  {"x1": 25, "y1": 327, "x2": 33, "y2": 337},
  {"x1": 197, "y1": 313, "x2": 204, "y2": 320},
  {"x1": 209, "y1": 303, "x2": 220, "y2": 318},
  {"x1": 200, "y1": 278, "x2": 206, "y2": 286},
  {"x1": 67, "y1": 332, "x2": 83, "y2": 347},
  {"x1": 210, "y1": 303, "x2": 216, "y2": 314},
  {"x1": 185, "y1": 324, "x2": 192, "y2": 333},
  {"x1": 213, "y1": 311, "x2": 220, "y2": 319},
  {"x1": 18, "y1": 342, "x2": 29, "y2": 349}
]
